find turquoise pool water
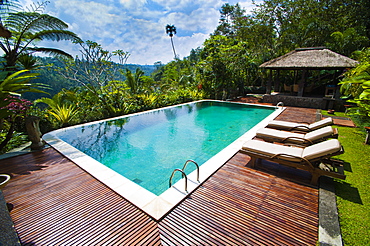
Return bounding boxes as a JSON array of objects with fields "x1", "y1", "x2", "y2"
[{"x1": 56, "y1": 101, "x2": 275, "y2": 195}]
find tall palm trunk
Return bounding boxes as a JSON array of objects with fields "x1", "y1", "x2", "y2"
[{"x1": 170, "y1": 36, "x2": 177, "y2": 59}]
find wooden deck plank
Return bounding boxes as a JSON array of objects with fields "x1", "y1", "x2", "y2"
[
  {"x1": 161, "y1": 157, "x2": 318, "y2": 246},
  {"x1": 1, "y1": 148, "x2": 161, "y2": 245},
  {"x1": 0, "y1": 106, "x2": 319, "y2": 245}
]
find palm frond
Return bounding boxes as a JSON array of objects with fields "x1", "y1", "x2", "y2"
[
  {"x1": 5, "y1": 12, "x2": 70, "y2": 34},
  {"x1": 27, "y1": 47, "x2": 73, "y2": 59},
  {"x1": 24, "y1": 1, "x2": 48, "y2": 13},
  {"x1": 31, "y1": 29, "x2": 81, "y2": 42},
  {"x1": 35, "y1": 97, "x2": 58, "y2": 108},
  {"x1": 0, "y1": 0, "x2": 21, "y2": 17},
  {"x1": 0, "y1": 70, "x2": 49, "y2": 97}
]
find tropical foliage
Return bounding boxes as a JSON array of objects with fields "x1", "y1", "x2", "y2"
[
  {"x1": 2, "y1": 0, "x2": 370, "y2": 150},
  {"x1": 340, "y1": 48, "x2": 370, "y2": 117},
  {"x1": 151, "y1": 0, "x2": 369, "y2": 100},
  {"x1": 0, "y1": 1, "x2": 80, "y2": 69},
  {"x1": 0, "y1": 70, "x2": 45, "y2": 152},
  {"x1": 35, "y1": 90, "x2": 79, "y2": 127},
  {"x1": 0, "y1": 70, "x2": 43, "y2": 117},
  {"x1": 0, "y1": 1, "x2": 78, "y2": 153},
  {"x1": 54, "y1": 40, "x2": 135, "y2": 118}
]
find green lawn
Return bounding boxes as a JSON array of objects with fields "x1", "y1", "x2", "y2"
[{"x1": 323, "y1": 111, "x2": 370, "y2": 245}]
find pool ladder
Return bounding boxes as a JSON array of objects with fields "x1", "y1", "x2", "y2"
[
  {"x1": 276, "y1": 101, "x2": 284, "y2": 109},
  {"x1": 169, "y1": 160, "x2": 199, "y2": 192}
]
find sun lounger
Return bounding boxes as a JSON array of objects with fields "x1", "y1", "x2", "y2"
[
  {"x1": 240, "y1": 138, "x2": 345, "y2": 185},
  {"x1": 255, "y1": 126, "x2": 338, "y2": 146},
  {"x1": 266, "y1": 117, "x2": 333, "y2": 132}
]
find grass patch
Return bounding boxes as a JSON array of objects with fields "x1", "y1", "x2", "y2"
[{"x1": 322, "y1": 110, "x2": 370, "y2": 245}]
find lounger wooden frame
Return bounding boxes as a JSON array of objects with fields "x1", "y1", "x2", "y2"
[{"x1": 240, "y1": 144, "x2": 345, "y2": 185}]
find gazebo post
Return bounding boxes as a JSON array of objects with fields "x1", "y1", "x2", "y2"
[
  {"x1": 274, "y1": 70, "x2": 280, "y2": 93},
  {"x1": 297, "y1": 69, "x2": 307, "y2": 97},
  {"x1": 266, "y1": 69, "x2": 272, "y2": 94}
]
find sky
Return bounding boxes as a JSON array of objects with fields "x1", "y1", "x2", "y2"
[{"x1": 19, "y1": 0, "x2": 260, "y2": 65}]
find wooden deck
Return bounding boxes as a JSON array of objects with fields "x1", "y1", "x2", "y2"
[{"x1": 1, "y1": 107, "x2": 320, "y2": 245}]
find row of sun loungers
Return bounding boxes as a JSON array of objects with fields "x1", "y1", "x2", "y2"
[{"x1": 240, "y1": 117, "x2": 346, "y2": 185}]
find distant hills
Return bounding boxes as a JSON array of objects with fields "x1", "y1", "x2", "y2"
[{"x1": 23, "y1": 57, "x2": 158, "y2": 101}]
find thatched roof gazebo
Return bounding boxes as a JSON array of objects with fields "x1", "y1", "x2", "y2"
[{"x1": 259, "y1": 47, "x2": 359, "y2": 96}]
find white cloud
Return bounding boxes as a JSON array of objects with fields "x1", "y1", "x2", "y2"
[
  {"x1": 19, "y1": 0, "x2": 34, "y2": 10},
  {"x1": 119, "y1": 0, "x2": 147, "y2": 9},
  {"x1": 153, "y1": 0, "x2": 223, "y2": 11},
  {"x1": 175, "y1": 32, "x2": 209, "y2": 56},
  {"x1": 159, "y1": 7, "x2": 219, "y2": 34},
  {"x1": 17, "y1": 0, "x2": 255, "y2": 64},
  {"x1": 53, "y1": 0, "x2": 120, "y2": 39},
  {"x1": 238, "y1": 0, "x2": 260, "y2": 14}
]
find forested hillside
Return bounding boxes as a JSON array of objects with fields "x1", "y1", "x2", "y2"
[{"x1": 23, "y1": 57, "x2": 157, "y2": 100}]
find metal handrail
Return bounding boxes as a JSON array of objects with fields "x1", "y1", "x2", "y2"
[
  {"x1": 169, "y1": 169, "x2": 188, "y2": 192},
  {"x1": 276, "y1": 101, "x2": 284, "y2": 109},
  {"x1": 182, "y1": 159, "x2": 200, "y2": 182}
]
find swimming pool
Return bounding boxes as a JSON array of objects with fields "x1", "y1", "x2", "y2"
[{"x1": 44, "y1": 100, "x2": 283, "y2": 220}]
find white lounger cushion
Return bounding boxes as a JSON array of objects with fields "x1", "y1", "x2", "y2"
[
  {"x1": 256, "y1": 126, "x2": 334, "y2": 144},
  {"x1": 308, "y1": 117, "x2": 333, "y2": 130},
  {"x1": 242, "y1": 140, "x2": 304, "y2": 162},
  {"x1": 304, "y1": 126, "x2": 334, "y2": 141},
  {"x1": 267, "y1": 117, "x2": 333, "y2": 132},
  {"x1": 267, "y1": 120, "x2": 307, "y2": 130},
  {"x1": 242, "y1": 139, "x2": 342, "y2": 162},
  {"x1": 256, "y1": 128, "x2": 304, "y2": 142},
  {"x1": 302, "y1": 139, "x2": 342, "y2": 160}
]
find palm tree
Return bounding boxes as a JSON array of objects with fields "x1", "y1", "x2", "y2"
[
  {"x1": 125, "y1": 68, "x2": 144, "y2": 94},
  {"x1": 0, "y1": 3, "x2": 81, "y2": 69},
  {"x1": 166, "y1": 24, "x2": 177, "y2": 59}
]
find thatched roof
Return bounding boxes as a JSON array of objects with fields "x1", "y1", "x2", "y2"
[{"x1": 259, "y1": 47, "x2": 359, "y2": 70}]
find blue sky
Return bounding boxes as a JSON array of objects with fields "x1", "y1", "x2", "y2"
[{"x1": 20, "y1": 0, "x2": 259, "y2": 65}]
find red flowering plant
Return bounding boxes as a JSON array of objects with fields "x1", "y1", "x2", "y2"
[
  {"x1": 2, "y1": 95, "x2": 32, "y2": 122},
  {"x1": 0, "y1": 95, "x2": 32, "y2": 152},
  {"x1": 0, "y1": 96, "x2": 33, "y2": 153}
]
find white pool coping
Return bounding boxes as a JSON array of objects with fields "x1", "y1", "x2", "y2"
[{"x1": 43, "y1": 100, "x2": 284, "y2": 220}]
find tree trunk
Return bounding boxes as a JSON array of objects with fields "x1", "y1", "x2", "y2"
[{"x1": 170, "y1": 37, "x2": 177, "y2": 59}]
